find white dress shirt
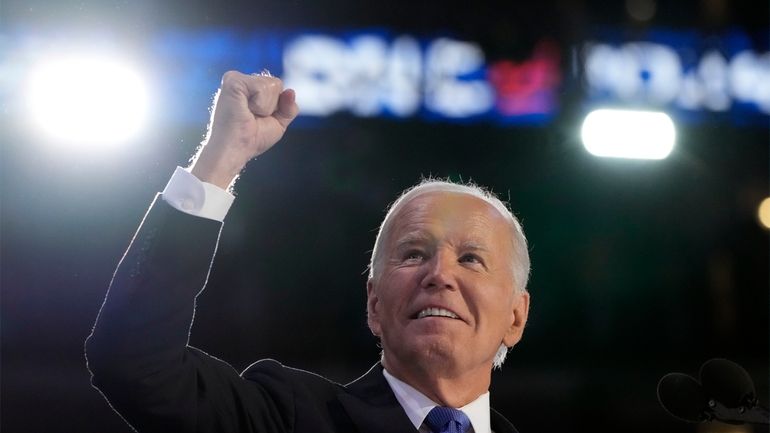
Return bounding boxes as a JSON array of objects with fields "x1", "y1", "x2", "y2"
[
  {"x1": 161, "y1": 166, "x2": 235, "y2": 222},
  {"x1": 382, "y1": 369, "x2": 492, "y2": 433},
  {"x1": 161, "y1": 168, "x2": 494, "y2": 433}
]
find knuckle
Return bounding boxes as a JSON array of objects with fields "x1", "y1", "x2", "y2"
[
  {"x1": 221, "y1": 70, "x2": 242, "y2": 87},
  {"x1": 265, "y1": 77, "x2": 283, "y2": 90}
]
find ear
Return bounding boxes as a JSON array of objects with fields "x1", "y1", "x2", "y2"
[
  {"x1": 366, "y1": 278, "x2": 382, "y2": 336},
  {"x1": 502, "y1": 290, "x2": 530, "y2": 348}
]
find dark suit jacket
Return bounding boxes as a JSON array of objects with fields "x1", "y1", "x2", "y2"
[{"x1": 86, "y1": 195, "x2": 520, "y2": 433}]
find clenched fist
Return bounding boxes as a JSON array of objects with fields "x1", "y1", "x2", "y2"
[{"x1": 190, "y1": 71, "x2": 299, "y2": 190}]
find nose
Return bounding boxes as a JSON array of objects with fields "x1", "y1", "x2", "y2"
[{"x1": 419, "y1": 250, "x2": 458, "y2": 291}]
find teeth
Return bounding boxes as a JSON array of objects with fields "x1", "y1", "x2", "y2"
[{"x1": 417, "y1": 308, "x2": 459, "y2": 319}]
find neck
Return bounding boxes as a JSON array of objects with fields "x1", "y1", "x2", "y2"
[{"x1": 381, "y1": 353, "x2": 492, "y2": 407}]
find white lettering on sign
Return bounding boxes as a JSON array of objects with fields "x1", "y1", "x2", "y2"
[
  {"x1": 585, "y1": 43, "x2": 682, "y2": 105},
  {"x1": 424, "y1": 38, "x2": 493, "y2": 117},
  {"x1": 584, "y1": 42, "x2": 770, "y2": 114},
  {"x1": 729, "y1": 50, "x2": 770, "y2": 113},
  {"x1": 283, "y1": 34, "x2": 422, "y2": 117},
  {"x1": 283, "y1": 34, "x2": 491, "y2": 118}
]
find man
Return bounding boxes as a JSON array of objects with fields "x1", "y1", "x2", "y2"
[{"x1": 86, "y1": 71, "x2": 531, "y2": 433}]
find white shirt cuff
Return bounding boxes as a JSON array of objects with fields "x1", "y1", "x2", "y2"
[{"x1": 161, "y1": 166, "x2": 235, "y2": 222}]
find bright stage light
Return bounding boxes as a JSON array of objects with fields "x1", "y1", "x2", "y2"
[
  {"x1": 581, "y1": 109, "x2": 676, "y2": 159},
  {"x1": 758, "y1": 197, "x2": 770, "y2": 230},
  {"x1": 26, "y1": 55, "x2": 149, "y2": 149}
]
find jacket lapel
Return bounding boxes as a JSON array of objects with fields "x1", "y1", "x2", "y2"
[{"x1": 338, "y1": 363, "x2": 419, "y2": 433}]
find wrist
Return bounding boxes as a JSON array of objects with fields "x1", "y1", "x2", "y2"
[{"x1": 189, "y1": 146, "x2": 247, "y2": 190}]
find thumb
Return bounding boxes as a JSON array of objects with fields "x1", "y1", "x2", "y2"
[{"x1": 274, "y1": 88, "x2": 300, "y2": 129}]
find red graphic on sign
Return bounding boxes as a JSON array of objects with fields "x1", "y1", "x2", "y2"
[{"x1": 487, "y1": 40, "x2": 561, "y2": 116}]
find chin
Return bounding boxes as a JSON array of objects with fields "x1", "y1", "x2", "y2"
[{"x1": 410, "y1": 338, "x2": 461, "y2": 368}]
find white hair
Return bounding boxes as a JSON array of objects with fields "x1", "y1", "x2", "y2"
[
  {"x1": 368, "y1": 179, "x2": 530, "y2": 292},
  {"x1": 368, "y1": 179, "x2": 530, "y2": 369},
  {"x1": 493, "y1": 344, "x2": 509, "y2": 369}
]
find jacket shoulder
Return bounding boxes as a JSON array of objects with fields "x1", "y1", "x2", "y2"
[
  {"x1": 242, "y1": 359, "x2": 342, "y2": 386},
  {"x1": 240, "y1": 359, "x2": 358, "y2": 432}
]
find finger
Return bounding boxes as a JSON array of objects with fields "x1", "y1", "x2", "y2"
[
  {"x1": 245, "y1": 76, "x2": 283, "y2": 117},
  {"x1": 274, "y1": 89, "x2": 299, "y2": 129}
]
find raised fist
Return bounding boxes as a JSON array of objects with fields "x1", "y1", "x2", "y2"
[{"x1": 191, "y1": 70, "x2": 299, "y2": 189}]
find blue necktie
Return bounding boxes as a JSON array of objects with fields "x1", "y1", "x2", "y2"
[{"x1": 424, "y1": 406, "x2": 472, "y2": 433}]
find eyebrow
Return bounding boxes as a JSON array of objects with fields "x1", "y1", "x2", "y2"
[
  {"x1": 394, "y1": 232, "x2": 434, "y2": 248},
  {"x1": 394, "y1": 233, "x2": 490, "y2": 253},
  {"x1": 459, "y1": 242, "x2": 490, "y2": 253}
]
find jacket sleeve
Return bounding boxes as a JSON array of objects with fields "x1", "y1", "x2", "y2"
[{"x1": 84, "y1": 195, "x2": 294, "y2": 433}]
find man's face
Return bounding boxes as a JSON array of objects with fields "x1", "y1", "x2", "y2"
[{"x1": 367, "y1": 192, "x2": 529, "y2": 377}]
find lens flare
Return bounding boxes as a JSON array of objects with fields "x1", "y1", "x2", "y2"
[{"x1": 26, "y1": 55, "x2": 149, "y2": 149}]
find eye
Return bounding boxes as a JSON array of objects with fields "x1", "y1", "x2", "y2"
[
  {"x1": 403, "y1": 250, "x2": 426, "y2": 262},
  {"x1": 459, "y1": 253, "x2": 483, "y2": 265}
]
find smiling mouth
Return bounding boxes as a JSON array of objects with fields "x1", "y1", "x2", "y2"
[{"x1": 416, "y1": 307, "x2": 460, "y2": 320}]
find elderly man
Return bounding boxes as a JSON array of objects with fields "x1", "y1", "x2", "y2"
[{"x1": 86, "y1": 71, "x2": 530, "y2": 433}]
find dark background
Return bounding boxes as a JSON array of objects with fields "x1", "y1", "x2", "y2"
[{"x1": 2, "y1": 0, "x2": 768, "y2": 432}]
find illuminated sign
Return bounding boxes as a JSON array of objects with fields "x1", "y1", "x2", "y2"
[
  {"x1": 134, "y1": 30, "x2": 561, "y2": 124},
  {"x1": 2, "y1": 27, "x2": 768, "y2": 127},
  {"x1": 283, "y1": 34, "x2": 560, "y2": 122},
  {"x1": 582, "y1": 31, "x2": 770, "y2": 119}
]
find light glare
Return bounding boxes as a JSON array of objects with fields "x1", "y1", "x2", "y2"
[
  {"x1": 26, "y1": 55, "x2": 148, "y2": 148},
  {"x1": 581, "y1": 109, "x2": 676, "y2": 159}
]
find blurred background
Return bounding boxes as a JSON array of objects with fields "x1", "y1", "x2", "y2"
[{"x1": 1, "y1": 0, "x2": 768, "y2": 432}]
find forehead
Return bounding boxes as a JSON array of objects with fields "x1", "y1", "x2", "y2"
[{"x1": 388, "y1": 191, "x2": 512, "y2": 245}]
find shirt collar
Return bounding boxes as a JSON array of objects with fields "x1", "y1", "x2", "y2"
[{"x1": 382, "y1": 368, "x2": 491, "y2": 433}]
